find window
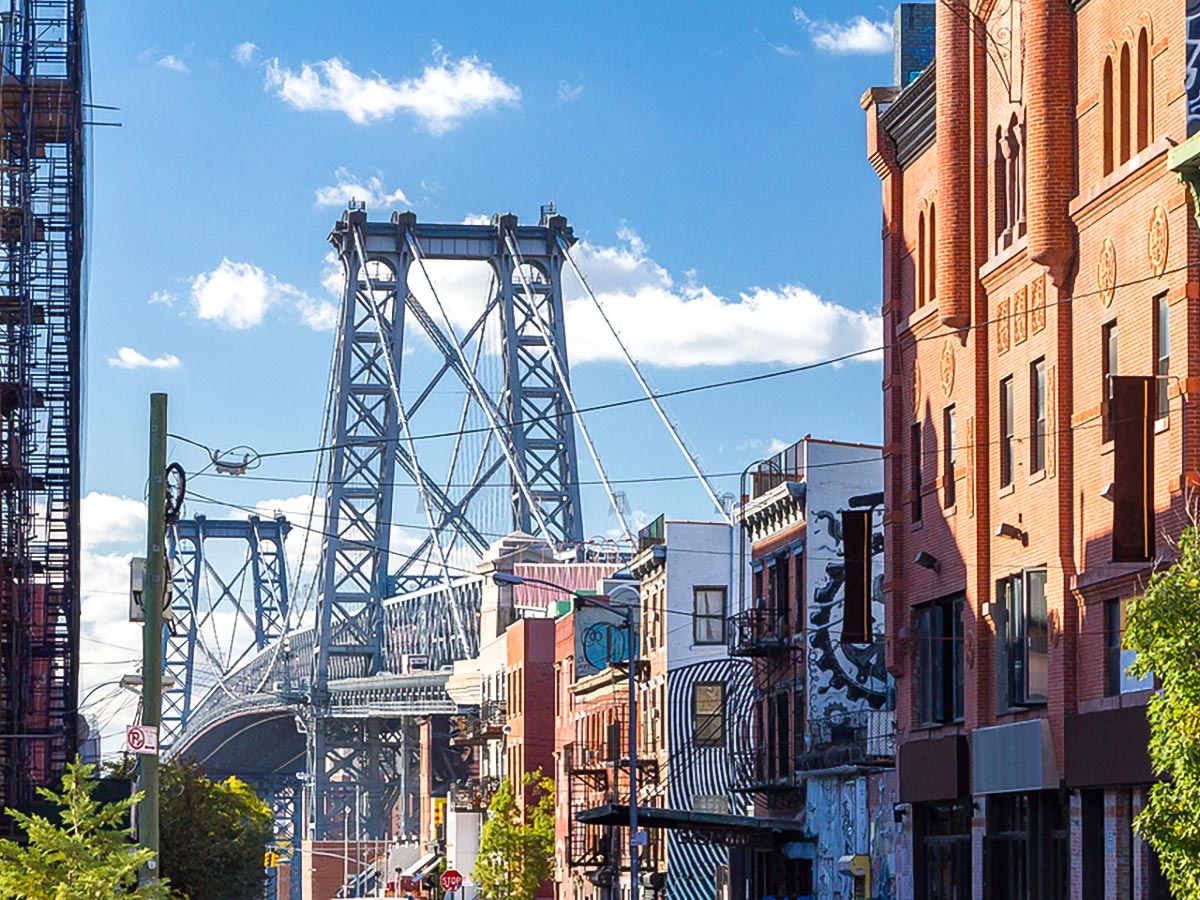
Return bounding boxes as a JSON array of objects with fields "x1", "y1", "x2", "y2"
[
  {"x1": 1030, "y1": 359, "x2": 1046, "y2": 474},
  {"x1": 1102, "y1": 56, "x2": 1115, "y2": 175},
  {"x1": 928, "y1": 202, "x2": 937, "y2": 303},
  {"x1": 693, "y1": 587, "x2": 726, "y2": 644},
  {"x1": 1137, "y1": 28, "x2": 1150, "y2": 152},
  {"x1": 911, "y1": 422, "x2": 923, "y2": 521},
  {"x1": 996, "y1": 569, "x2": 1048, "y2": 708},
  {"x1": 693, "y1": 682, "x2": 725, "y2": 747},
  {"x1": 1000, "y1": 377, "x2": 1014, "y2": 488},
  {"x1": 915, "y1": 595, "x2": 965, "y2": 726},
  {"x1": 1105, "y1": 598, "x2": 1153, "y2": 695},
  {"x1": 1155, "y1": 295, "x2": 1169, "y2": 420},
  {"x1": 917, "y1": 211, "x2": 926, "y2": 309},
  {"x1": 1103, "y1": 320, "x2": 1118, "y2": 441},
  {"x1": 943, "y1": 406, "x2": 957, "y2": 507},
  {"x1": 1119, "y1": 42, "x2": 1132, "y2": 164}
]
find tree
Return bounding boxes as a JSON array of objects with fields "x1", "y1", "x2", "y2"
[
  {"x1": 1125, "y1": 524, "x2": 1200, "y2": 898},
  {"x1": 0, "y1": 759, "x2": 167, "y2": 900},
  {"x1": 109, "y1": 757, "x2": 273, "y2": 900},
  {"x1": 472, "y1": 770, "x2": 555, "y2": 900}
]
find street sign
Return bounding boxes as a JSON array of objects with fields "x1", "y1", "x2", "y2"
[
  {"x1": 631, "y1": 831, "x2": 648, "y2": 847},
  {"x1": 440, "y1": 869, "x2": 463, "y2": 893},
  {"x1": 126, "y1": 725, "x2": 158, "y2": 755},
  {"x1": 398, "y1": 876, "x2": 414, "y2": 891}
]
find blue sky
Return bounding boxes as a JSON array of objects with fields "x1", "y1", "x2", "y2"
[{"x1": 80, "y1": 1, "x2": 905, "y2": 745}]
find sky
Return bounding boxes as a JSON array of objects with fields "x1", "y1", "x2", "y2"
[{"x1": 78, "y1": 2, "x2": 905, "y2": 751}]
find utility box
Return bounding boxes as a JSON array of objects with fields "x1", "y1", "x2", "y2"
[
  {"x1": 837, "y1": 854, "x2": 871, "y2": 900},
  {"x1": 129, "y1": 556, "x2": 173, "y2": 623}
]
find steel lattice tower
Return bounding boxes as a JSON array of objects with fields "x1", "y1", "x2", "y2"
[
  {"x1": 0, "y1": 0, "x2": 85, "y2": 823},
  {"x1": 308, "y1": 206, "x2": 584, "y2": 838}
]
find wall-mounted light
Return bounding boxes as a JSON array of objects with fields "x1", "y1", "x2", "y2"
[
  {"x1": 1100, "y1": 481, "x2": 1116, "y2": 502},
  {"x1": 914, "y1": 550, "x2": 940, "y2": 573},
  {"x1": 995, "y1": 522, "x2": 1028, "y2": 545}
]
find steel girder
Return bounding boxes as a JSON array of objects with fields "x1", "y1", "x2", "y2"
[
  {"x1": 309, "y1": 207, "x2": 583, "y2": 838},
  {"x1": 162, "y1": 515, "x2": 291, "y2": 748}
]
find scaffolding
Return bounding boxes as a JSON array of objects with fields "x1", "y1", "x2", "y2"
[{"x1": 0, "y1": 0, "x2": 85, "y2": 825}]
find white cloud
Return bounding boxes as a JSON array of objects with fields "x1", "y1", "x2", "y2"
[
  {"x1": 155, "y1": 54, "x2": 189, "y2": 73},
  {"x1": 557, "y1": 80, "x2": 584, "y2": 104},
  {"x1": 461, "y1": 213, "x2": 492, "y2": 225},
  {"x1": 792, "y1": 7, "x2": 893, "y2": 55},
  {"x1": 232, "y1": 41, "x2": 258, "y2": 65},
  {"x1": 106, "y1": 347, "x2": 181, "y2": 370},
  {"x1": 563, "y1": 229, "x2": 880, "y2": 368},
  {"x1": 296, "y1": 296, "x2": 339, "y2": 332},
  {"x1": 264, "y1": 49, "x2": 520, "y2": 133},
  {"x1": 82, "y1": 492, "x2": 146, "y2": 549},
  {"x1": 184, "y1": 258, "x2": 342, "y2": 333},
  {"x1": 321, "y1": 251, "x2": 344, "y2": 297},
  {"x1": 149, "y1": 289, "x2": 177, "y2": 307},
  {"x1": 314, "y1": 168, "x2": 410, "y2": 209}
]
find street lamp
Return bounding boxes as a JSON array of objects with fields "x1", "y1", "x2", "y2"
[{"x1": 491, "y1": 571, "x2": 642, "y2": 900}]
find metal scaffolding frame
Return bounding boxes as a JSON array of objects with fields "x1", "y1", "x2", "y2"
[{"x1": 0, "y1": 0, "x2": 84, "y2": 823}]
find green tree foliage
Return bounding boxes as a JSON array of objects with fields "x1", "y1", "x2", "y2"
[
  {"x1": 1125, "y1": 525, "x2": 1200, "y2": 898},
  {"x1": 472, "y1": 770, "x2": 555, "y2": 900},
  {"x1": 109, "y1": 757, "x2": 273, "y2": 900},
  {"x1": 0, "y1": 760, "x2": 167, "y2": 900}
]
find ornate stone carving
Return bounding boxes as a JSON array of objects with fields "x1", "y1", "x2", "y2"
[
  {"x1": 1013, "y1": 286, "x2": 1028, "y2": 344},
  {"x1": 966, "y1": 415, "x2": 975, "y2": 518},
  {"x1": 940, "y1": 339, "x2": 956, "y2": 397},
  {"x1": 912, "y1": 356, "x2": 922, "y2": 418},
  {"x1": 1098, "y1": 237, "x2": 1117, "y2": 307},
  {"x1": 1047, "y1": 364, "x2": 1057, "y2": 477},
  {"x1": 1030, "y1": 275, "x2": 1046, "y2": 334},
  {"x1": 1148, "y1": 204, "x2": 1169, "y2": 277},
  {"x1": 997, "y1": 297, "x2": 1011, "y2": 354}
]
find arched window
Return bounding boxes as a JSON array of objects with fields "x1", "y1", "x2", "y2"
[
  {"x1": 917, "y1": 210, "x2": 926, "y2": 308},
  {"x1": 995, "y1": 126, "x2": 1008, "y2": 246},
  {"x1": 1137, "y1": 28, "x2": 1150, "y2": 151},
  {"x1": 1119, "y1": 42, "x2": 1132, "y2": 164},
  {"x1": 1102, "y1": 56, "x2": 1114, "y2": 175},
  {"x1": 928, "y1": 202, "x2": 937, "y2": 304}
]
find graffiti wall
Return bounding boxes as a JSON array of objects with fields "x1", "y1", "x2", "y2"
[{"x1": 1189, "y1": 0, "x2": 1200, "y2": 135}]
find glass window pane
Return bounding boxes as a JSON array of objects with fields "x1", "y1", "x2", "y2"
[{"x1": 1025, "y1": 570, "x2": 1048, "y2": 703}]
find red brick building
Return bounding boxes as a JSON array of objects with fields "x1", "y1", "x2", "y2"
[{"x1": 863, "y1": 2, "x2": 1196, "y2": 898}]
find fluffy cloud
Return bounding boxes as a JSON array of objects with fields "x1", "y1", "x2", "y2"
[
  {"x1": 190, "y1": 259, "x2": 292, "y2": 329},
  {"x1": 232, "y1": 41, "x2": 258, "y2": 65},
  {"x1": 155, "y1": 54, "x2": 188, "y2": 73},
  {"x1": 560, "y1": 230, "x2": 880, "y2": 367},
  {"x1": 314, "y1": 168, "x2": 410, "y2": 209},
  {"x1": 557, "y1": 80, "x2": 584, "y2": 104},
  {"x1": 792, "y1": 7, "x2": 893, "y2": 55},
  {"x1": 264, "y1": 50, "x2": 520, "y2": 133},
  {"x1": 106, "y1": 347, "x2": 181, "y2": 370},
  {"x1": 296, "y1": 296, "x2": 339, "y2": 332}
]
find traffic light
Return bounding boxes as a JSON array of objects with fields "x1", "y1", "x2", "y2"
[{"x1": 263, "y1": 850, "x2": 279, "y2": 868}]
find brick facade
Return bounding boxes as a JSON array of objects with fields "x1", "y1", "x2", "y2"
[{"x1": 864, "y1": 2, "x2": 1195, "y2": 898}]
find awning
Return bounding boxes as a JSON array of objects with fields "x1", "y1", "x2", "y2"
[
  {"x1": 576, "y1": 803, "x2": 814, "y2": 843},
  {"x1": 401, "y1": 850, "x2": 442, "y2": 880}
]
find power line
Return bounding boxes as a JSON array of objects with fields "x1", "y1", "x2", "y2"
[{"x1": 166, "y1": 260, "x2": 1189, "y2": 468}]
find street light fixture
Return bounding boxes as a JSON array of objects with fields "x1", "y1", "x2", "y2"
[{"x1": 490, "y1": 571, "x2": 642, "y2": 900}]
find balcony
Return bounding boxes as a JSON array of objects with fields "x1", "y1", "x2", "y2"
[
  {"x1": 796, "y1": 709, "x2": 896, "y2": 772},
  {"x1": 449, "y1": 700, "x2": 507, "y2": 747},
  {"x1": 731, "y1": 746, "x2": 798, "y2": 794},
  {"x1": 450, "y1": 775, "x2": 501, "y2": 813},
  {"x1": 728, "y1": 606, "x2": 791, "y2": 657}
]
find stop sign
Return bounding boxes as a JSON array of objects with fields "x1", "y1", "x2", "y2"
[{"x1": 440, "y1": 869, "x2": 463, "y2": 892}]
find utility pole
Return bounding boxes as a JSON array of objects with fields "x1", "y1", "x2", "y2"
[{"x1": 140, "y1": 392, "x2": 167, "y2": 884}]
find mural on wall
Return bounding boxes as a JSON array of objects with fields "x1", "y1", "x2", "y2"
[
  {"x1": 807, "y1": 492, "x2": 888, "y2": 728},
  {"x1": 807, "y1": 773, "x2": 899, "y2": 900},
  {"x1": 572, "y1": 588, "x2": 639, "y2": 680},
  {"x1": 1190, "y1": 0, "x2": 1200, "y2": 135},
  {"x1": 664, "y1": 657, "x2": 754, "y2": 900}
]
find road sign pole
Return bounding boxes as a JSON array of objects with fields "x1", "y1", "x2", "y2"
[{"x1": 139, "y1": 393, "x2": 167, "y2": 884}]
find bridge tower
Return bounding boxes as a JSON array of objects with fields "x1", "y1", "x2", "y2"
[
  {"x1": 162, "y1": 515, "x2": 292, "y2": 749},
  {"x1": 309, "y1": 206, "x2": 585, "y2": 838}
]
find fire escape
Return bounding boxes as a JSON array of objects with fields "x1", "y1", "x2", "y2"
[{"x1": 0, "y1": 0, "x2": 85, "y2": 825}]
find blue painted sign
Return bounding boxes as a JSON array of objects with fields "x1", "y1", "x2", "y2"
[{"x1": 1188, "y1": 0, "x2": 1200, "y2": 134}]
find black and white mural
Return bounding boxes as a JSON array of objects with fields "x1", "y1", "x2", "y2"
[
  {"x1": 806, "y1": 500, "x2": 888, "y2": 726},
  {"x1": 664, "y1": 657, "x2": 754, "y2": 900}
]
